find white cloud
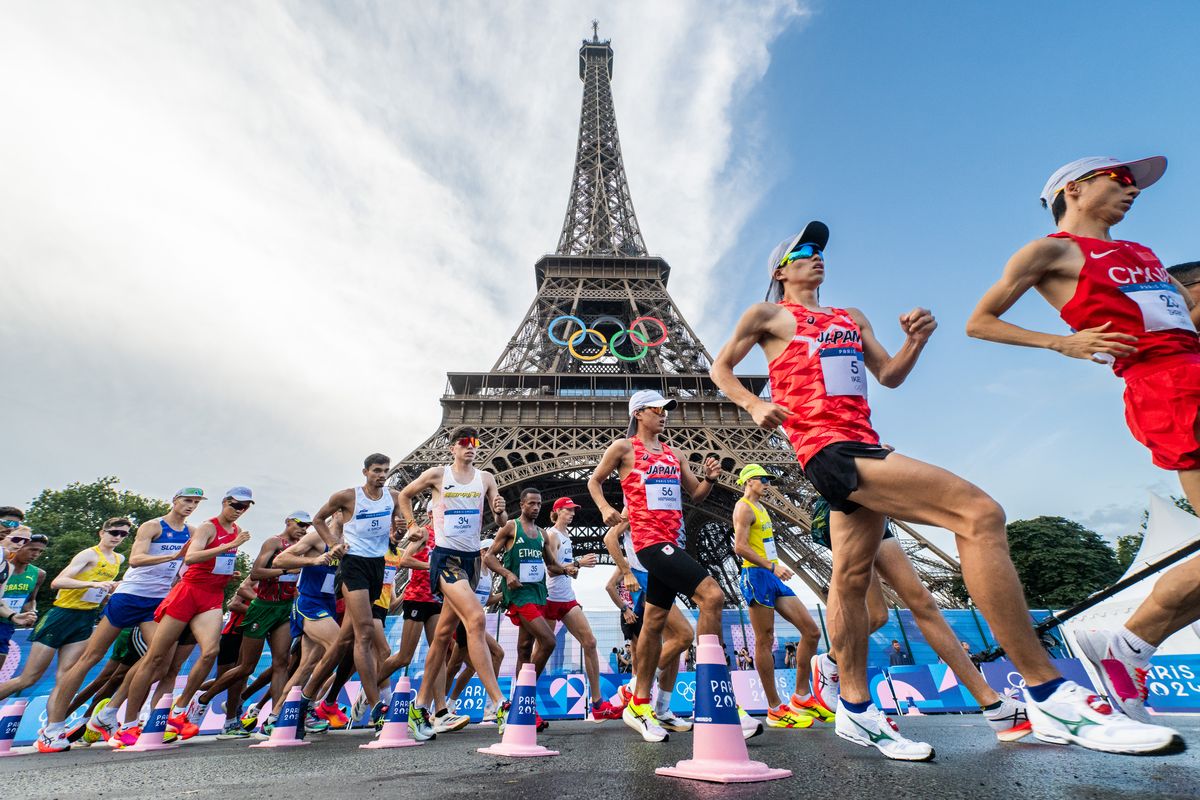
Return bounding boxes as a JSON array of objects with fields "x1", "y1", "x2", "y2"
[{"x1": 0, "y1": 2, "x2": 806, "y2": 538}]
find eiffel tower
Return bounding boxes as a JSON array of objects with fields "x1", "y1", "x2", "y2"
[{"x1": 390, "y1": 25, "x2": 964, "y2": 607}]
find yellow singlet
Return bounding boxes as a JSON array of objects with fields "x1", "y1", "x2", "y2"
[
  {"x1": 738, "y1": 497, "x2": 777, "y2": 568},
  {"x1": 54, "y1": 546, "x2": 123, "y2": 610}
]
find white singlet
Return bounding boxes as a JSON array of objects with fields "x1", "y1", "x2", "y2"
[
  {"x1": 114, "y1": 519, "x2": 190, "y2": 599},
  {"x1": 343, "y1": 486, "x2": 394, "y2": 558},
  {"x1": 546, "y1": 527, "x2": 576, "y2": 602},
  {"x1": 433, "y1": 465, "x2": 486, "y2": 552}
]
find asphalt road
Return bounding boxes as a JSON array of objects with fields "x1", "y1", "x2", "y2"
[{"x1": 3, "y1": 716, "x2": 1197, "y2": 800}]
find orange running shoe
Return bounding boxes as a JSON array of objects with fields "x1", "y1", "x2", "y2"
[{"x1": 790, "y1": 692, "x2": 835, "y2": 723}]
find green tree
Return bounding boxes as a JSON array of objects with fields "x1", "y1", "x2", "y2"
[
  {"x1": 23, "y1": 477, "x2": 169, "y2": 608},
  {"x1": 1006, "y1": 516, "x2": 1122, "y2": 608}
]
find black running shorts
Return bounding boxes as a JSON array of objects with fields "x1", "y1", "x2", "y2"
[
  {"x1": 635, "y1": 542, "x2": 710, "y2": 610},
  {"x1": 339, "y1": 554, "x2": 386, "y2": 602},
  {"x1": 401, "y1": 600, "x2": 442, "y2": 623},
  {"x1": 802, "y1": 441, "x2": 892, "y2": 514}
]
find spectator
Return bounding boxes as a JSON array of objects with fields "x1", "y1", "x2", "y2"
[
  {"x1": 784, "y1": 643, "x2": 797, "y2": 668},
  {"x1": 888, "y1": 639, "x2": 913, "y2": 667},
  {"x1": 961, "y1": 640, "x2": 983, "y2": 668},
  {"x1": 615, "y1": 644, "x2": 632, "y2": 674},
  {"x1": 685, "y1": 644, "x2": 696, "y2": 671}
]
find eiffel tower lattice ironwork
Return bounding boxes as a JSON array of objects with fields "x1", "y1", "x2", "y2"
[{"x1": 389, "y1": 28, "x2": 964, "y2": 608}]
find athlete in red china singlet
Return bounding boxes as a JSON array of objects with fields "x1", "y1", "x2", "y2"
[
  {"x1": 588, "y1": 389, "x2": 722, "y2": 743},
  {"x1": 712, "y1": 220, "x2": 1180, "y2": 760},
  {"x1": 970, "y1": 154, "x2": 1200, "y2": 730}
]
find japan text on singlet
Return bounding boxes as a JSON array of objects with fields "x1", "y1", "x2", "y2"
[
  {"x1": 620, "y1": 437, "x2": 684, "y2": 552},
  {"x1": 1052, "y1": 232, "x2": 1199, "y2": 376},
  {"x1": 767, "y1": 302, "x2": 879, "y2": 467},
  {"x1": 433, "y1": 465, "x2": 485, "y2": 552}
]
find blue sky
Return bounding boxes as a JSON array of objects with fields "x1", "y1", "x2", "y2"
[
  {"x1": 2, "y1": 0, "x2": 1197, "y2": 589},
  {"x1": 704, "y1": 2, "x2": 1200, "y2": 543}
]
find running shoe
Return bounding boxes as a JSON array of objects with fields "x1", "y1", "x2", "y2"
[
  {"x1": 315, "y1": 700, "x2": 350, "y2": 730},
  {"x1": 481, "y1": 701, "x2": 499, "y2": 724},
  {"x1": 984, "y1": 697, "x2": 1033, "y2": 742},
  {"x1": 216, "y1": 719, "x2": 250, "y2": 740},
  {"x1": 185, "y1": 699, "x2": 209, "y2": 725},
  {"x1": 535, "y1": 713, "x2": 550, "y2": 733},
  {"x1": 370, "y1": 701, "x2": 387, "y2": 731},
  {"x1": 835, "y1": 700, "x2": 934, "y2": 761},
  {"x1": 1025, "y1": 680, "x2": 1183, "y2": 755},
  {"x1": 166, "y1": 712, "x2": 199, "y2": 740},
  {"x1": 617, "y1": 684, "x2": 633, "y2": 708},
  {"x1": 738, "y1": 706, "x2": 764, "y2": 739},
  {"x1": 87, "y1": 700, "x2": 118, "y2": 743},
  {"x1": 789, "y1": 692, "x2": 834, "y2": 722},
  {"x1": 810, "y1": 653, "x2": 840, "y2": 715},
  {"x1": 352, "y1": 689, "x2": 370, "y2": 725},
  {"x1": 35, "y1": 730, "x2": 70, "y2": 753},
  {"x1": 496, "y1": 701, "x2": 511, "y2": 737},
  {"x1": 657, "y1": 708, "x2": 692, "y2": 733},
  {"x1": 1073, "y1": 629, "x2": 1152, "y2": 724},
  {"x1": 253, "y1": 714, "x2": 277, "y2": 740},
  {"x1": 109, "y1": 725, "x2": 141, "y2": 749},
  {"x1": 64, "y1": 718, "x2": 89, "y2": 744},
  {"x1": 239, "y1": 703, "x2": 259, "y2": 732},
  {"x1": 304, "y1": 709, "x2": 330, "y2": 735},
  {"x1": 590, "y1": 700, "x2": 623, "y2": 721},
  {"x1": 433, "y1": 711, "x2": 470, "y2": 733},
  {"x1": 622, "y1": 701, "x2": 669, "y2": 743},
  {"x1": 407, "y1": 704, "x2": 437, "y2": 742},
  {"x1": 767, "y1": 704, "x2": 815, "y2": 729}
]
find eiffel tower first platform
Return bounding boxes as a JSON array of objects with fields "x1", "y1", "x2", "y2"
[{"x1": 390, "y1": 26, "x2": 962, "y2": 607}]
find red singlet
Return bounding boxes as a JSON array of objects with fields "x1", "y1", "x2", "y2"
[
  {"x1": 181, "y1": 517, "x2": 240, "y2": 591},
  {"x1": 256, "y1": 534, "x2": 299, "y2": 602},
  {"x1": 768, "y1": 302, "x2": 880, "y2": 467},
  {"x1": 620, "y1": 436, "x2": 684, "y2": 552},
  {"x1": 1053, "y1": 232, "x2": 1198, "y2": 376},
  {"x1": 402, "y1": 526, "x2": 436, "y2": 603}
]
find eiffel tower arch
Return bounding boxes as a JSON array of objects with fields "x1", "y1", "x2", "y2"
[{"x1": 390, "y1": 27, "x2": 964, "y2": 608}]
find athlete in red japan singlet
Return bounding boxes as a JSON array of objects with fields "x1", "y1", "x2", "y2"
[
  {"x1": 970, "y1": 155, "x2": 1200, "y2": 733},
  {"x1": 712, "y1": 220, "x2": 1180, "y2": 760}
]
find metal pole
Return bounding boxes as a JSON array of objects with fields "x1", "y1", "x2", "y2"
[
  {"x1": 969, "y1": 603, "x2": 992, "y2": 648},
  {"x1": 893, "y1": 606, "x2": 916, "y2": 662},
  {"x1": 815, "y1": 604, "x2": 829, "y2": 651}
]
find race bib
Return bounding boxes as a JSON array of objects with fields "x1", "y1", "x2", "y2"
[
  {"x1": 164, "y1": 559, "x2": 183, "y2": 578},
  {"x1": 762, "y1": 536, "x2": 778, "y2": 562},
  {"x1": 820, "y1": 347, "x2": 868, "y2": 396},
  {"x1": 81, "y1": 587, "x2": 109, "y2": 604},
  {"x1": 383, "y1": 566, "x2": 398, "y2": 586},
  {"x1": 277, "y1": 572, "x2": 299, "y2": 583},
  {"x1": 3, "y1": 596, "x2": 27, "y2": 612},
  {"x1": 518, "y1": 561, "x2": 545, "y2": 584},
  {"x1": 645, "y1": 476, "x2": 682, "y2": 511},
  {"x1": 321, "y1": 573, "x2": 336, "y2": 595},
  {"x1": 445, "y1": 509, "x2": 482, "y2": 537},
  {"x1": 212, "y1": 553, "x2": 236, "y2": 576},
  {"x1": 1121, "y1": 283, "x2": 1195, "y2": 332}
]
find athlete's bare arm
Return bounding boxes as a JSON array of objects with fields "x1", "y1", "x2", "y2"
[
  {"x1": 273, "y1": 530, "x2": 335, "y2": 570},
  {"x1": 250, "y1": 537, "x2": 288, "y2": 582},
  {"x1": 311, "y1": 488, "x2": 356, "y2": 549},
  {"x1": 396, "y1": 466, "x2": 443, "y2": 527},
  {"x1": 679, "y1": 456, "x2": 721, "y2": 502},
  {"x1": 603, "y1": 522, "x2": 642, "y2": 593},
  {"x1": 967, "y1": 237, "x2": 1139, "y2": 361},
  {"x1": 399, "y1": 527, "x2": 430, "y2": 570},
  {"x1": 588, "y1": 440, "x2": 634, "y2": 526},
  {"x1": 228, "y1": 578, "x2": 255, "y2": 615},
  {"x1": 711, "y1": 302, "x2": 796, "y2": 429},
  {"x1": 128, "y1": 519, "x2": 178, "y2": 568},
  {"x1": 53, "y1": 549, "x2": 116, "y2": 593},
  {"x1": 481, "y1": 471, "x2": 508, "y2": 527},
  {"x1": 541, "y1": 529, "x2": 574, "y2": 577},
  {"x1": 604, "y1": 569, "x2": 625, "y2": 610},
  {"x1": 846, "y1": 306, "x2": 935, "y2": 388},
  {"x1": 487, "y1": 521, "x2": 519, "y2": 588},
  {"x1": 185, "y1": 520, "x2": 250, "y2": 564}
]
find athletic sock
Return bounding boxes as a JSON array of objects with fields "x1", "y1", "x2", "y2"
[
  {"x1": 792, "y1": 692, "x2": 812, "y2": 702},
  {"x1": 98, "y1": 704, "x2": 119, "y2": 725},
  {"x1": 1113, "y1": 627, "x2": 1156, "y2": 666},
  {"x1": 379, "y1": 687, "x2": 393, "y2": 707},
  {"x1": 827, "y1": 653, "x2": 837, "y2": 665},
  {"x1": 171, "y1": 704, "x2": 186, "y2": 717},
  {"x1": 981, "y1": 700, "x2": 1003, "y2": 713},
  {"x1": 434, "y1": 708, "x2": 448, "y2": 718},
  {"x1": 43, "y1": 722, "x2": 66, "y2": 738},
  {"x1": 633, "y1": 695, "x2": 652, "y2": 706},
  {"x1": 841, "y1": 698, "x2": 871, "y2": 714},
  {"x1": 1025, "y1": 677, "x2": 1065, "y2": 703},
  {"x1": 654, "y1": 688, "x2": 673, "y2": 716}
]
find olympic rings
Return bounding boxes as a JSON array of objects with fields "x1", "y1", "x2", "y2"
[
  {"x1": 545, "y1": 315, "x2": 668, "y2": 362},
  {"x1": 567, "y1": 327, "x2": 608, "y2": 362}
]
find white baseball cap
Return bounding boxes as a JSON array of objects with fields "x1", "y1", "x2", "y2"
[
  {"x1": 1039, "y1": 155, "x2": 1166, "y2": 209},
  {"x1": 627, "y1": 389, "x2": 677, "y2": 436},
  {"x1": 224, "y1": 486, "x2": 254, "y2": 503},
  {"x1": 286, "y1": 510, "x2": 312, "y2": 524}
]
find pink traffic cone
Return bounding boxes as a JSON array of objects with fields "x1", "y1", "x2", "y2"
[
  {"x1": 361, "y1": 676, "x2": 421, "y2": 749},
  {"x1": 121, "y1": 694, "x2": 179, "y2": 752},
  {"x1": 478, "y1": 663, "x2": 558, "y2": 757},
  {"x1": 250, "y1": 686, "x2": 310, "y2": 748},
  {"x1": 0, "y1": 699, "x2": 28, "y2": 757},
  {"x1": 656, "y1": 634, "x2": 791, "y2": 784}
]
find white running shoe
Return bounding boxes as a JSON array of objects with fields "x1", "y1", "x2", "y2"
[
  {"x1": 185, "y1": 699, "x2": 209, "y2": 725},
  {"x1": 983, "y1": 697, "x2": 1033, "y2": 742},
  {"x1": 433, "y1": 711, "x2": 470, "y2": 733},
  {"x1": 1073, "y1": 630, "x2": 1152, "y2": 724},
  {"x1": 481, "y1": 701, "x2": 498, "y2": 724},
  {"x1": 835, "y1": 700, "x2": 935, "y2": 761},
  {"x1": 406, "y1": 704, "x2": 437, "y2": 742},
  {"x1": 1025, "y1": 680, "x2": 1182, "y2": 755},
  {"x1": 657, "y1": 708, "x2": 693, "y2": 732},
  {"x1": 811, "y1": 652, "x2": 840, "y2": 716},
  {"x1": 738, "y1": 706, "x2": 764, "y2": 739},
  {"x1": 622, "y1": 701, "x2": 669, "y2": 743},
  {"x1": 351, "y1": 689, "x2": 370, "y2": 725}
]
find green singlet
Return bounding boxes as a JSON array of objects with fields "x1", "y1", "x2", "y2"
[{"x1": 501, "y1": 519, "x2": 548, "y2": 608}]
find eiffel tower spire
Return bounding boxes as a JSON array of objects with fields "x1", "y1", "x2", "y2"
[
  {"x1": 555, "y1": 23, "x2": 647, "y2": 258},
  {"x1": 390, "y1": 30, "x2": 964, "y2": 607}
]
